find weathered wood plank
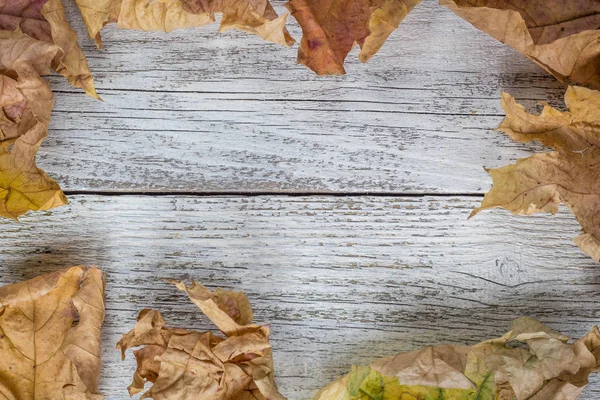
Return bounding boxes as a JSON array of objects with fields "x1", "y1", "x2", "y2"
[
  {"x1": 1, "y1": 195, "x2": 598, "y2": 399},
  {"x1": 36, "y1": 0, "x2": 567, "y2": 193}
]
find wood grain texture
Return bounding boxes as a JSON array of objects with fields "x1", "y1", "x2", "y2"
[
  {"x1": 37, "y1": 0, "x2": 568, "y2": 194},
  {"x1": 3, "y1": 0, "x2": 598, "y2": 399},
  {"x1": 1, "y1": 196, "x2": 598, "y2": 399}
]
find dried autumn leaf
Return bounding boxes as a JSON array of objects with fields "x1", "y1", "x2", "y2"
[
  {"x1": 0, "y1": 30, "x2": 68, "y2": 219},
  {"x1": 441, "y1": 0, "x2": 600, "y2": 90},
  {"x1": 117, "y1": 280, "x2": 285, "y2": 400},
  {"x1": 471, "y1": 86, "x2": 600, "y2": 262},
  {"x1": 0, "y1": 265, "x2": 106, "y2": 399},
  {"x1": 313, "y1": 317, "x2": 600, "y2": 400},
  {"x1": 285, "y1": 0, "x2": 421, "y2": 75},
  {"x1": 74, "y1": 0, "x2": 294, "y2": 50},
  {"x1": 0, "y1": 0, "x2": 98, "y2": 97}
]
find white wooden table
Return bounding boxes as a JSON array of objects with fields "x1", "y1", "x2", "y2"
[{"x1": 1, "y1": 1, "x2": 599, "y2": 399}]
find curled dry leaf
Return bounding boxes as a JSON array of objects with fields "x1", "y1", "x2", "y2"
[
  {"x1": 285, "y1": 0, "x2": 421, "y2": 75},
  {"x1": 117, "y1": 280, "x2": 285, "y2": 400},
  {"x1": 0, "y1": 0, "x2": 97, "y2": 97},
  {"x1": 471, "y1": 86, "x2": 600, "y2": 262},
  {"x1": 314, "y1": 317, "x2": 600, "y2": 400},
  {"x1": 441, "y1": 0, "x2": 600, "y2": 90},
  {"x1": 74, "y1": 0, "x2": 294, "y2": 50},
  {"x1": 0, "y1": 266, "x2": 106, "y2": 399},
  {"x1": 0, "y1": 30, "x2": 68, "y2": 219}
]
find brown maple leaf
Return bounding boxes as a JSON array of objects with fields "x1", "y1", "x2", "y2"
[
  {"x1": 285, "y1": 0, "x2": 421, "y2": 75},
  {"x1": 0, "y1": 0, "x2": 98, "y2": 97},
  {"x1": 0, "y1": 266, "x2": 106, "y2": 399},
  {"x1": 117, "y1": 280, "x2": 285, "y2": 400},
  {"x1": 314, "y1": 318, "x2": 600, "y2": 400},
  {"x1": 75, "y1": 0, "x2": 295, "y2": 50},
  {"x1": 471, "y1": 86, "x2": 600, "y2": 262},
  {"x1": 0, "y1": 30, "x2": 68, "y2": 219},
  {"x1": 441, "y1": 0, "x2": 600, "y2": 90}
]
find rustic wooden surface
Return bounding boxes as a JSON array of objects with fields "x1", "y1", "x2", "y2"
[{"x1": 1, "y1": 0, "x2": 599, "y2": 399}]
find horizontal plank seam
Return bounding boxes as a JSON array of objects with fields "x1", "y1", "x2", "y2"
[{"x1": 62, "y1": 190, "x2": 485, "y2": 197}]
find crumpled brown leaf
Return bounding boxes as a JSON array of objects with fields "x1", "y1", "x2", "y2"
[
  {"x1": 0, "y1": 0, "x2": 98, "y2": 97},
  {"x1": 471, "y1": 86, "x2": 600, "y2": 262},
  {"x1": 285, "y1": 0, "x2": 421, "y2": 75},
  {"x1": 313, "y1": 317, "x2": 600, "y2": 400},
  {"x1": 0, "y1": 30, "x2": 68, "y2": 219},
  {"x1": 117, "y1": 280, "x2": 285, "y2": 400},
  {"x1": 0, "y1": 265, "x2": 106, "y2": 400},
  {"x1": 74, "y1": 0, "x2": 294, "y2": 50},
  {"x1": 441, "y1": 0, "x2": 600, "y2": 90}
]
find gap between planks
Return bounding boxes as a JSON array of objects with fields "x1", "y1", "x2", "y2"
[{"x1": 62, "y1": 191, "x2": 485, "y2": 197}]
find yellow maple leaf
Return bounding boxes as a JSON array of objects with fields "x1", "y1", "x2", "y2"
[
  {"x1": 0, "y1": 266, "x2": 106, "y2": 399},
  {"x1": 75, "y1": 0, "x2": 294, "y2": 49},
  {"x1": 313, "y1": 318, "x2": 600, "y2": 400},
  {"x1": 441, "y1": 0, "x2": 600, "y2": 89},
  {"x1": 285, "y1": 0, "x2": 421, "y2": 75},
  {"x1": 472, "y1": 86, "x2": 600, "y2": 262},
  {"x1": 0, "y1": 31, "x2": 68, "y2": 219},
  {"x1": 117, "y1": 280, "x2": 285, "y2": 400},
  {"x1": 0, "y1": 0, "x2": 98, "y2": 97}
]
